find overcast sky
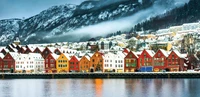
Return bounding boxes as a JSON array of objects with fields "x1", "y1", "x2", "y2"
[{"x1": 0, "y1": 0, "x2": 85, "y2": 20}]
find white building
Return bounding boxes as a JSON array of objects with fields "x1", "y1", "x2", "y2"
[
  {"x1": 182, "y1": 23, "x2": 199, "y2": 31},
  {"x1": 29, "y1": 53, "x2": 45, "y2": 73},
  {"x1": 15, "y1": 53, "x2": 44, "y2": 73},
  {"x1": 104, "y1": 52, "x2": 115, "y2": 72},
  {"x1": 104, "y1": 52, "x2": 125, "y2": 72}
]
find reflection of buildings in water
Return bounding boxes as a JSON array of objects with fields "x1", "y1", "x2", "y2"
[
  {"x1": 95, "y1": 79, "x2": 103, "y2": 97},
  {"x1": 56, "y1": 79, "x2": 67, "y2": 95},
  {"x1": 43, "y1": 80, "x2": 52, "y2": 97}
]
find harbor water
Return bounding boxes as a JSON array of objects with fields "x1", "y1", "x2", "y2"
[{"x1": 0, "y1": 79, "x2": 200, "y2": 97}]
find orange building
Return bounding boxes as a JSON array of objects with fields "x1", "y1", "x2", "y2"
[
  {"x1": 79, "y1": 56, "x2": 90, "y2": 72},
  {"x1": 90, "y1": 51, "x2": 104, "y2": 72}
]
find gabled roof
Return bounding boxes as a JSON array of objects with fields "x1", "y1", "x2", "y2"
[
  {"x1": 17, "y1": 54, "x2": 28, "y2": 60},
  {"x1": 115, "y1": 51, "x2": 126, "y2": 58},
  {"x1": 130, "y1": 51, "x2": 139, "y2": 58},
  {"x1": 85, "y1": 56, "x2": 90, "y2": 61},
  {"x1": 0, "y1": 53, "x2": 5, "y2": 58},
  {"x1": 145, "y1": 50, "x2": 155, "y2": 57},
  {"x1": 8, "y1": 52, "x2": 19, "y2": 60},
  {"x1": 37, "y1": 47, "x2": 45, "y2": 52},
  {"x1": 63, "y1": 54, "x2": 71, "y2": 60},
  {"x1": 173, "y1": 50, "x2": 184, "y2": 58},
  {"x1": 46, "y1": 47, "x2": 56, "y2": 53},
  {"x1": 159, "y1": 49, "x2": 169, "y2": 57},
  {"x1": 28, "y1": 53, "x2": 43, "y2": 59},
  {"x1": 51, "y1": 53, "x2": 59, "y2": 60},
  {"x1": 74, "y1": 56, "x2": 81, "y2": 61}
]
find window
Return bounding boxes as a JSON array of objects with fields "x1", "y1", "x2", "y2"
[
  {"x1": 144, "y1": 53, "x2": 146, "y2": 57},
  {"x1": 4, "y1": 65, "x2": 8, "y2": 68},
  {"x1": 158, "y1": 53, "x2": 161, "y2": 57},
  {"x1": 50, "y1": 59, "x2": 54, "y2": 63},
  {"x1": 50, "y1": 64, "x2": 54, "y2": 68},
  {"x1": 92, "y1": 59, "x2": 95, "y2": 62}
]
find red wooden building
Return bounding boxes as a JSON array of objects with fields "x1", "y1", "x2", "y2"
[
  {"x1": 124, "y1": 51, "x2": 139, "y2": 72},
  {"x1": 153, "y1": 49, "x2": 168, "y2": 72},
  {"x1": 3, "y1": 52, "x2": 18, "y2": 73},
  {"x1": 139, "y1": 50, "x2": 155, "y2": 67},
  {"x1": 167, "y1": 50, "x2": 185, "y2": 71},
  {"x1": 45, "y1": 53, "x2": 59, "y2": 73},
  {"x1": 69, "y1": 56, "x2": 80, "y2": 72}
]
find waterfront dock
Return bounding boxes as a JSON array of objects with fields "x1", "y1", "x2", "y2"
[{"x1": 1, "y1": 72, "x2": 200, "y2": 79}]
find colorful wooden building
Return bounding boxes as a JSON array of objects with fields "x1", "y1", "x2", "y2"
[
  {"x1": 90, "y1": 51, "x2": 104, "y2": 72},
  {"x1": 56, "y1": 53, "x2": 70, "y2": 73},
  {"x1": 124, "y1": 51, "x2": 139, "y2": 72},
  {"x1": 138, "y1": 50, "x2": 155, "y2": 72},
  {"x1": 139, "y1": 50, "x2": 155, "y2": 67},
  {"x1": 3, "y1": 52, "x2": 19, "y2": 73},
  {"x1": 167, "y1": 50, "x2": 185, "y2": 71},
  {"x1": 45, "y1": 53, "x2": 59, "y2": 73},
  {"x1": 79, "y1": 55, "x2": 90, "y2": 72},
  {"x1": 69, "y1": 56, "x2": 80, "y2": 72},
  {"x1": 153, "y1": 49, "x2": 169, "y2": 72}
]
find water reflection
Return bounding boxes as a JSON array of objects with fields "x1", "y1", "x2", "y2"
[{"x1": 0, "y1": 79, "x2": 200, "y2": 97}]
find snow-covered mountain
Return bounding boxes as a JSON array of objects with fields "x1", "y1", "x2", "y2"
[{"x1": 0, "y1": 0, "x2": 189, "y2": 45}]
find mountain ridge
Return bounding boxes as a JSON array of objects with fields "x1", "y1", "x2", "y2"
[{"x1": 0, "y1": 0, "x2": 189, "y2": 45}]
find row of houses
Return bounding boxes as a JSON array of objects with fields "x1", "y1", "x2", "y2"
[{"x1": 0, "y1": 47, "x2": 191, "y2": 73}]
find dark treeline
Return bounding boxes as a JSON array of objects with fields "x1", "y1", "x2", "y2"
[{"x1": 134, "y1": 0, "x2": 200, "y2": 32}]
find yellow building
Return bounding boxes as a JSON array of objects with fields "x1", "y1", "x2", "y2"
[
  {"x1": 56, "y1": 53, "x2": 70, "y2": 73},
  {"x1": 150, "y1": 42, "x2": 172, "y2": 52}
]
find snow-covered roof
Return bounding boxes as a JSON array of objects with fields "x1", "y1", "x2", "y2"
[
  {"x1": 28, "y1": 53, "x2": 43, "y2": 59},
  {"x1": 173, "y1": 50, "x2": 186, "y2": 58},
  {"x1": 145, "y1": 50, "x2": 155, "y2": 57},
  {"x1": 74, "y1": 56, "x2": 81, "y2": 61},
  {"x1": 51, "y1": 54, "x2": 59, "y2": 60},
  {"x1": 17, "y1": 54, "x2": 28, "y2": 60},
  {"x1": 9, "y1": 52, "x2": 19, "y2": 60},
  {"x1": 85, "y1": 56, "x2": 90, "y2": 61},
  {"x1": 47, "y1": 47, "x2": 56, "y2": 53},
  {"x1": 159, "y1": 49, "x2": 169, "y2": 57},
  {"x1": 0, "y1": 53, "x2": 5, "y2": 58},
  {"x1": 63, "y1": 54, "x2": 71, "y2": 60},
  {"x1": 37, "y1": 47, "x2": 45, "y2": 52},
  {"x1": 130, "y1": 51, "x2": 139, "y2": 58}
]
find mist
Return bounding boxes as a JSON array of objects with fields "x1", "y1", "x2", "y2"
[{"x1": 43, "y1": 0, "x2": 190, "y2": 42}]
